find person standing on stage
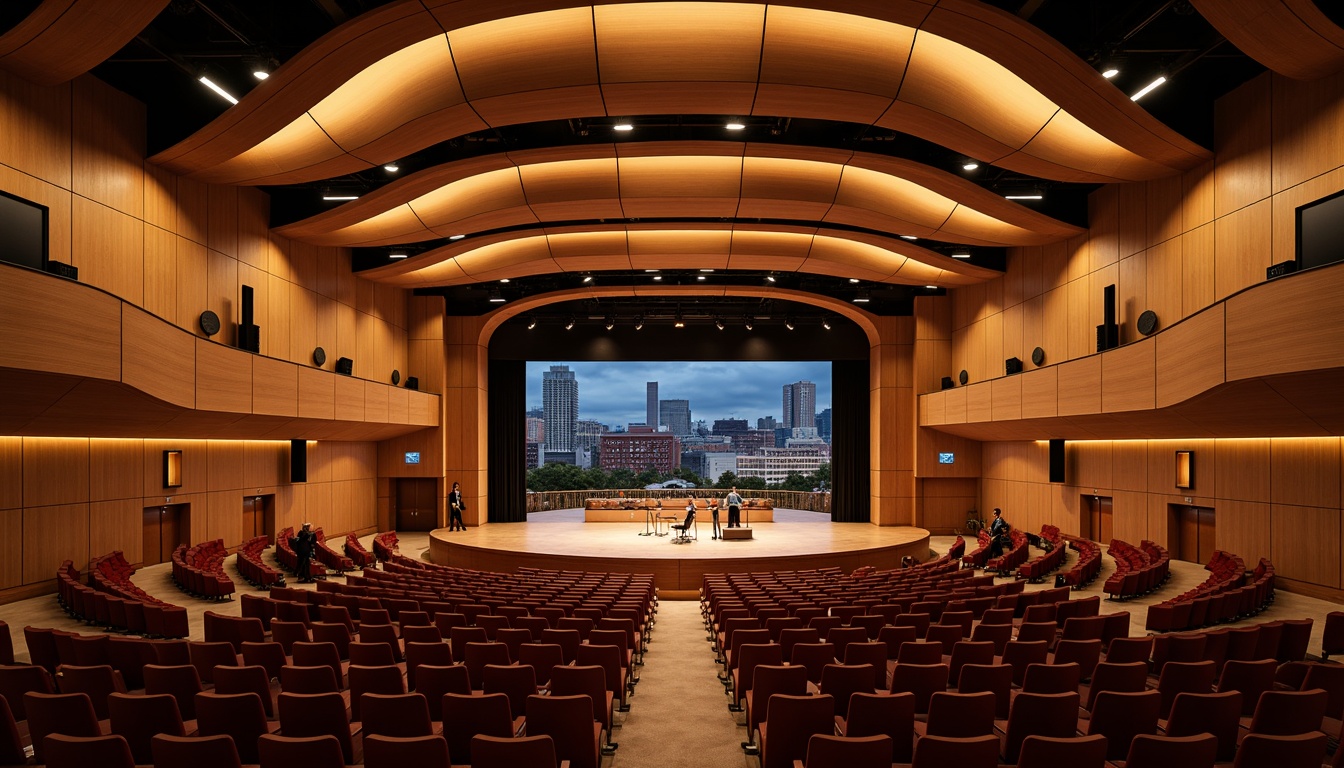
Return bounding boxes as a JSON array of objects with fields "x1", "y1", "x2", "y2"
[
  {"x1": 291, "y1": 522, "x2": 317, "y2": 583},
  {"x1": 710, "y1": 496, "x2": 722, "y2": 540},
  {"x1": 448, "y1": 481, "x2": 466, "y2": 532},
  {"x1": 725, "y1": 486, "x2": 744, "y2": 529}
]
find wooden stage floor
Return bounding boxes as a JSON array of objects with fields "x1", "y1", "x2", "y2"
[{"x1": 429, "y1": 508, "x2": 930, "y2": 592}]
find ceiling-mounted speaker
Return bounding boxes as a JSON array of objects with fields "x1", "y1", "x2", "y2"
[
  {"x1": 1137, "y1": 310, "x2": 1159, "y2": 336},
  {"x1": 335, "y1": 357, "x2": 353, "y2": 376},
  {"x1": 1031, "y1": 346, "x2": 1045, "y2": 366},
  {"x1": 1005, "y1": 357, "x2": 1023, "y2": 375},
  {"x1": 405, "y1": 377, "x2": 419, "y2": 391},
  {"x1": 940, "y1": 376, "x2": 955, "y2": 390},
  {"x1": 958, "y1": 370, "x2": 969, "y2": 386}
]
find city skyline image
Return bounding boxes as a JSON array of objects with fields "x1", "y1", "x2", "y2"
[{"x1": 525, "y1": 361, "x2": 832, "y2": 429}]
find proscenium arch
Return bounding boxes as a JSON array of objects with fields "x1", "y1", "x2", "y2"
[
  {"x1": 275, "y1": 142, "x2": 1085, "y2": 248},
  {"x1": 149, "y1": 0, "x2": 1210, "y2": 185},
  {"x1": 448, "y1": 285, "x2": 911, "y2": 525}
]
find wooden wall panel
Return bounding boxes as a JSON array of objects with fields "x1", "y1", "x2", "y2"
[
  {"x1": 207, "y1": 185, "x2": 238, "y2": 259},
  {"x1": 71, "y1": 76, "x2": 144, "y2": 218},
  {"x1": 1102, "y1": 338, "x2": 1155, "y2": 413},
  {"x1": 1216, "y1": 499, "x2": 1271, "y2": 565},
  {"x1": 0, "y1": 508, "x2": 21, "y2": 589},
  {"x1": 208, "y1": 441, "x2": 246, "y2": 491},
  {"x1": 0, "y1": 437, "x2": 21, "y2": 510},
  {"x1": 1117, "y1": 251, "x2": 1147, "y2": 344},
  {"x1": 1112, "y1": 441, "x2": 1148, "y2": 492},
  {"x1": 1117, "y1": 182, "x2": 1146, "y2": 259},
  {"x1": 143, "y1": 163, "x2": 176, "y2": 233},
  {"x1": 990, "y1": 376, "x2": 1021, "y2": 422},
  {"x1": 195, "y1": 340, "x2": 253, "y2": 414},
  {"x1": 207, "y1": 490, "x2": 242, "y2": 548},
  {"x1": 72, "y1": 197, "x2": 143, "y2": 306},
  {"x1": 143, "y1": 225, "x2": 178, "y2": 322},
  {"x1": 1019, "y1": 366, "x2": 1057, "y2": 419},
  {"x1": 1182, "y1": 223, "x2": 1215, "y2": 316},
  {"x1": 0, "y1": 263, "x2": 118, "y2": 380},
  {"x1": 1040, "y1": 286, "x2": 1068, "y2": 369},
  {"x1": 1056, "y1": 357, "x2": 1101, "y2": 416},
  {"x1": 1156, "y1": 305, "x2": 1224, "y2": 408},
  {"x1": 1214, "y1": 75, "x2": 1272, "y2": 218},
  {"x1": 89, "y1": 439, "x2": 143, "y2": 502},
  {"x1": 122, "y1": 305, "x2": 196, "y2": 409},
  {"x1": 89, "y1": 498, "x2": 141, "y2": 564},
  {"x1": 1271, "y1": 438, "x2": 1341, "y2": 509},
  {"x1": 1215, "y1": 439, "x2": 1271, "y2": 502},
  {"x1": 267, "y1": 274, "x2": 294, "y2": 363},
  {"x1": 253, "y1": 356, "x2": 299, "y2": 418},
  {"x1": 0, "y1": 71, "x2": 71, "y2": 186},
  {"x1": 1112, "y1": 490, "x2": 1148, "y2": 544},
  {"x1": 23, "y1": 438, "x2": 88, "y2": 507},
  {"x1": 1145, "y1": 238, "x2": 1183, "y2": 331},
  {"x1": 24, "y1": 503, "x2": 89, "y2": 583},
  {"x1": 1271, "y1": 74, "x2": 1344, "y2": 194},
  {"x1": 1072, "y1": 441, "x2": 1113, "y2": 490},
  {"x1": 205, "y1": 248, "x2": 239, "y2": 332},
  {"x1": 964, "y1": 382, "x2": 991, "y2": 424},
  {"x1": 1225, "y1": 255, "x2": 1344, "y2": 381},
  {"x1": 243, "y1": 442, "x2": 285, "y2": 489},
  {"x1": 1147, "y1": 173, "x2": 1183, "y2": 248},
  {"x1": 1214, "y1": 198, "x2": 1271, "y2": 302},
  {"x1": 176, "y1": 237, "x2": 208, "y2": 336},
  {"x1": 1066, "y1": 277, "x2": 1091, "y2": 360},
  {"x1": 1272, "y1": 504, "x2": 1340, "y2": 588}
]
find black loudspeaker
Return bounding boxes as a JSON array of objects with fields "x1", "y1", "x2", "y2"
[
  {"x1": 290, "y1": 439, "x2": 307, "y2": 483},
  {"x1": 335, "y1": 357, "x2": 354, "y2": 376},
  {"x1": 1005, "y1": 357, "x2": 1023, "y2": 375},
  {"x1": 940, "y1": 376, "x2": 955, "y2": 390},
  {"x1": 45, "y1": 261, "x2": 78, "y2": 280},
  {"x1": 1267, "y1": 260, "x2": 1298, "y2": 280},
  {"x1": 405, "y1": 376, "x2": 419, "y2": 391},
  {"x1": 1096, "y1": 284, "x2": 1119, "y2": 352},
  {"x1": 1048, "y1": 439, "x2": 1065, "y2": 483},
  {"x1": 238, "y1": 285, "x2": 260, "y2": 352}
]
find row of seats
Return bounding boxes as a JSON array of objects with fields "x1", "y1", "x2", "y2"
[
  {"x1": 963, "y1": 530, "x2": 993, "y2": 569},
  {"x1": 1103, "y1": 539, "x2": 1171, "y2": 599},
  {"x1": 1054, "y1": 535, "x2": 1102, "y2": 588},
  {"x1": 313, "y1": 529, "x2": 356, "y2": 573},
  {"x1": 171, "y1": 540, "x2": 236, "y2": 600},
  {"x1": 237, "y1": 536, "x2": 284, "y2": 588},
  {"x1": 371, "y1": 532, "x2": 399, "y2": 562},
  {"x1": 1147, "y1": 556, "x2": 1275, "y2": 632},
  {"x1": 985, "y1": 530, "x2": 1030, "y2": 574},
  {"x1": 1017, "y1": 526, "x2": 1066, "y2": 582},
  {"x1": 273, "y1": 527, "x2": 327, "y2": 580},
  {"x1": 58, "y1": 557, "x2": 188, "y2": 639},
  {"x1": 343, "y1": 534, "x2": 375, "y2": 569}
]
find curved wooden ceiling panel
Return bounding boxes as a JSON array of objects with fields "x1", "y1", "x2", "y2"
[
  {"x1": 0, "y1": 0, "x2": 170, "y2": 86},
  {"x1": 274, "y1": 142, "x2": 1083, "y2": 249},
  {"x1": 1191, "y1": 0, "x2": 1344, "y2": 81},
  {"x1": 150, "y1": 0, "x2": 1210, "y2": 185},
  {"x1": 358, "y1": 223, "x2": 1000, "y2": 290}
]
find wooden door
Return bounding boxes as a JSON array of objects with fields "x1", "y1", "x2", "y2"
[
  {"x1": 1098, "y1": 497, "x2": 1114, "y2": 545},
  {"x1": 142, "y1": 507, "x2": 163, "y2": 566},
  {"x1": 1172, "y1": 505, "x2": 1215, "y2": 563},
  {"x1": 1195, "y1": 507, "x2": 1216, "y2": 564},
  {"x1": 1081, "y1": 496, "x2": 1113, "y2": 543},
  {"x1": 396, "y1": 479, "x2": 438, "y2": 531},
  {"x1": 242, "y1": 497, "x2": 257, "y2": 540},
  {"x1": 161, "y1": 505, "x2": 182, "y2": 558}
]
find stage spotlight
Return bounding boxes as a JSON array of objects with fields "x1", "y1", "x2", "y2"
[
  {"x1": 565, "y1": 317, "x2": 575, "y2": 330},
  {"x1": 822, "y1": 318, "x2": 832, "y2": 330},
  {"x1": 526, "y1": 317, "x2": 537, "y2": 330},
  {"x1": 715, "y1": 318, "x2": 725, "y2": 331},
  {"x1": 785, "y1": 317, "x2": 795, "y2": 331},
  {"x1": 673, "y1": 312, "x2": 685, "y2": 328},
  {"x1": 634, "y1": 316, "x2": 644, "y2": 330},
  {"x1": 744, "y1": 316, "x2": 754, "y2": 331},
  {"x1": 604, "y1": 316, "x2": 615, "y2": 330}
]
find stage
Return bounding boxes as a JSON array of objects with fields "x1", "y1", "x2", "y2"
[{"x1": 428, "y1": 508, "x2": 931, "y2": 592}]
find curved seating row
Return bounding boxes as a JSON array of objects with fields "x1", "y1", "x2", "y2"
[
  {"x1": 170, "y1": 540, "x2": 235, "y2": 600},
  {"x1": 1103, "y1": 539, "x2": 1170, "y2": 599},
  {"x1": 1016, "y1": 525, "x2": 1066, "y2": 582},
  {"x1": 344, "y1": 533, "x2": 375, "y2": 568},
  {"x1": 275, "y1": 527, "x2": 328, "y2": 580},
  {"x1": 1146, "y1": 555, "x2": 1274, "y2": 632},
  {"x1": 236, "y1": 536, "x2": 284, "y2": 588},
  {"x1": 1054, "y1": 535, "x2": 1102, "y2": 588},
  {"x1": 985, "y1": 530, "x2": 1029, "y2": 574},
  {"x1": 962, "y1": 530, "x2": 992, "y2": 569},
  {"x1": 313, "y1": 528, "x2": 356, "y2": 573},
  {"x1": 372, "y1": 531, "x2": 399, "y2": 562},
  {"x1": 57, "y1": 556, "x2": 189, "y2": 638}
]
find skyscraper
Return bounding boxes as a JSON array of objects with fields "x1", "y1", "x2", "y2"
[
  {"x1": 659, "y1": 399, "x2": 691, "y2": 436},
  {"x1": 646, "y1": 382, "x2": 658, "y2": 430},
  {"x1": 782, "y1": 380, "x2": 817, "y2": 430},
  {"x1": 543, "y1": 365, "x2": 578, "y2": 451}
]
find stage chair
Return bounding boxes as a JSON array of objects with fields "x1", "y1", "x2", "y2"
[
  {"x1": 909, "y1": 734, "x2": 999, "y2": 768},
  {"x1": 798, "y1": 734, "x2": 891, "y2": 768},
  {"x1": 22, "y1": 692, "x2": 100, "y2": 764},
  {"x1": 1000, "y1": 691, "x2": 1080, "y2": 764},
  {"x1": 51, "y1": 664, "x2": 125, "y2": 718},
  {"x1": 143, "y1": 664, "x2": 204, "y2": 720},
  {"x1": 888, "y1": 663, "x2": 948, "y2": 715},
  {"x1": 483, "y1": 663, "x2": 540, "y2": 719},
  {"x1": 756, "y1": 693, "x2": 835, "y2": 768},
  {"x1": 1164, "y1": 691, "x2": 1243, "y2": 763},
  {"x1": 835, "y1": 691, "x2": 913, "y2": 762},
  {"x1": 42, "y1": 733, "x2": 135, "y2": 768},
  {"x1": 818, "y1": 664, "x2": 876, "y2": 717},
  {"x1": 1121, "y1": 733, "x2": 1217, "y2": 768},
  {"x1": 742, "y1": 664, "x2": 808, "y2": 753},
  {"x1": 1017, "y1": 734, "x2": 1107, "y2": 768},
  {"x1": 470, "y1": 734, "x2": 559, "y2": 768}
]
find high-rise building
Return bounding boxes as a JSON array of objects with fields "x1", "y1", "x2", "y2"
[
  {"x1": 757, "y1": 416, "x2": 778, "y2": 430},
  {"x1": 525, "y1": 415, "x2": 545, "y2": 444},
  {"x1": 659, "y1": 399, "x2": 691, "y2": 436},
  {"x1": 600, "y1": 427, "x2": 680, "y2": 474},
  {"x1": 782, "y1": 380, "x2": 817, "y2": 430},
  {"x1": 816, "y1": 408, "x2": 832, "y2": 441},
  {"x1": 542, "y1": 365, "x2": 578, "y2": 452},
  {"x1": 574, "y1": 419, "x2": 606, "y2": 452},
  {"x1": 646, "y1": 382, "x2": 658, "y2": 431}
]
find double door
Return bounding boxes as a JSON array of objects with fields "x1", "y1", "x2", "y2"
[
  {"x1": 141, "y1": 504, "x2": 188, "y2": 566},
  {"x1": 396, "y1": 479, "x2": 440, "y2": 531}
]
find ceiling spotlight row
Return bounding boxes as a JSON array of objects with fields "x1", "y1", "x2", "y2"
[
  {"x1": 527, "y1": 315, "x2": 837, "y2": 330},
  {"x1": 612, "y1": 119, "x2": 747, "y2": 132}
]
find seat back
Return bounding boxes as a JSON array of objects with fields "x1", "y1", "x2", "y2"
[
  {"x1": 42, "y1": 733, "x2": 135, "y2": 768},
  {"x1": 957, "y1": 663, "x2": 1013, "y2": 719},
  {"x1": 925, "y1": 691, "x2": 995, "y2": 738},
  {"x1": 360, "y1": 692, "x2": 433, "y2": 738},
  {"x1": 444, "y1": 692, "x2": 514, "y2": 764},
  {"x1": 150, "y1": 734, "x2": 244, "y2": 768},
  {"x1": 1247, "y1": 689, "x2": 1328, "y2": 736},
  {"x1": 23, "y1": 692, "x2": 100, "y2": 763},
  {"x1": 483, "y1": 663, "x2": 539, "y2": 719},
  {"x1": 842, "y1": 691, "x2": 914, "y2": 762},
  {"x1": 889, "y1": 663, "x2": 949, "y2": 715},
  {"x1": 760, "y1": 693, "x2": 835, "y2": 768},
  {"x1": 1165, "y1": 691, "x2": 1243, "y2": 762},
  {"x1": 107, "y1": 692, "x2": 185, "y2": 763},
  {"x1": 414, "y1": 665, "x2": 471, "y2": 721},
  {"x1": 818, "y1": 664, "x2": 876, "y2": 718},
  {"x1": 276, "y1": 691, "x2": 355, "y2": 764},
  {"x1": 1017, "y1": 734, "x2": 1107, "y2": 768},
  {"x1": 1021, "y1": 661, "x2": 1080, "y2": 694},
  {"x1": 802, "y1": 734, "x2": 893, "y2": 768},
  {"x1": 256, "y1": 734, "x2": 345, "y2": 768},
  {"x1": 1234, "y1": 732, "x2": 1327, "y2": 768},
  {"x1": 1122, "y1": 733, "x2": 1217, "y2": 768},
  {"x1": 1086, "y1": 690, "x2": 1160, "y2": 760},
  {"x1": 470, "y1": 734, "x2": 558, "y2": 768},
  {"x1": 363, "y1": 734, "x2": 450, "y2": 768},
  {"x1": 525, "y1": 694, "x2": 602, "y2": 768},
  {"x1": 909, "y1": 734, "x2": 1000, "y2": 768},
  {"x1": 348, "y1": 664, "x2": 407, "y2": 721},
  {"x1": 1003, "y1": 691, "x2": 1080, "y2": 764}
]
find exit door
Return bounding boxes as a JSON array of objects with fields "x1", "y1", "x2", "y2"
[
  {"x1": 243, "y1": 496, "x2": 276, "y2": 543},
  {"x1": 141, "y1": 504, "x2": 188, "y2": 566},
  {"x1": 396, "y1": 479, "x2": 439, "y2": 531},
  {"x1": 1171, "y1": 505, "x2": 1216, "y2": 564},
  {"x1": 1081, "y1": 495, "x2": 1113, "y2": 544}
]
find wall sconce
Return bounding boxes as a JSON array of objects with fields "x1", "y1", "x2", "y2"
[
  {"x1": 163, "y1": 450, "x2": 182, "y2": 488},
  {"x1": 1175, "y1": 451, "x2": 1194, "y2": 489}
]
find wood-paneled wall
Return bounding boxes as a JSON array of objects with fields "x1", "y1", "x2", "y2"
[
  {"x1": 943, "y1": 69, "x2": 1344, "y2": 391},
  {"x1": 0, "y1": 436, "x2": 378, "y2": 598},
  {"x1": 981, "y1": 437, "x2": 1344, "y2": 596},
  {"x1": 0, "y1": 71, "x2": 420, "y2": 393}
]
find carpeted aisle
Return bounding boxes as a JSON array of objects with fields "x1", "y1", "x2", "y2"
[{"x1": 608, "y1": 600, "x2": 756, "y2": 767}]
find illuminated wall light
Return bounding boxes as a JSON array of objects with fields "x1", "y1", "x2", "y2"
[
  {"x1": 1005, "y1": 194, "x2": 1044, "y2": 200},
  {"x1": 449, "y1": 234, "x2": 466, "y2": 240},
  {"x1": 725, "y1": 121, "x2": 746, "y2": 130},
  {"x1": 1101, "y1": 68, "x2": 1120, "y2": 79},
  {"x1": 388, "y1": 253, "x2": 408, "y2": 259},
  {"x1": 849, "y1": 278, "x2": 860, "y2": 284},
  {"x1": 499, "y1": 278, "x2": 510, "y2": 283},
  {"x1": 487, "y1": 289, "x2": 505, "y2": 303},
  {"x1": 383, "y1": 163, "x2": 399, "y2": 173},
  {"x1": 322, "y1": 194, "x2": 359, "y2": 201},
  {"x1": 252, "y1": 70, "x2": 270, "y2": 81},
  {"x1": 900, "y1": 235, "x2": 918, "y2": 241},
  {"x1": 582, "y1": 275, "x2": 593, "y2": 283},
  {"x1": 765, "y1": 275, "x2": 776, "y2": 283},
  {"x1": 696, "y1": 275, "x2": 706, "y2": 281},
  {"x1": 613, "y1": 121, "x2": 634, "y2": 132},
  {"x1": 644, "y1": 269, "x2": 660, "y2": 273},
  {"x1": 852, "y1": 289, "x2": 870, "y2": 303},
  {"x1": 952, "y1": 252, "x2": 972, "y2": 259},
  {"x1": 198, "y1": 76, "x2": 238, "y2": 105},
  {"x1": 652, "y1": 275, "x2": 662, "y2": 281},
  {"x1": 699, "y1": 269, "x2": 715, "y2": 272},
  {"x1": 962, "y1": 162, "x2": 979, "y2": 171},
  {"x1": 1130, "y1": 75, "x2": 1167, "y2": 101}
]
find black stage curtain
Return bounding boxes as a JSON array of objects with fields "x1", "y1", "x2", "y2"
[
  {"x1": 831, "y1": 359, "x2": 870, "y2": 523},
  {"x1": 487, "y1": 359, "x2": 527, "y2": 523}
]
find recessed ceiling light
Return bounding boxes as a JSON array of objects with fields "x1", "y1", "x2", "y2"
[
  {"x1": 604, "y1": 316, "x2": 615, "y2": 330},
  {"x1": 925, "y1": 285, "x2": 939, "y2": 290},
  {"x1": 252, "y1": 70, "x2": 270, "y2": 81},
  {"x1": 322, "y1": 194, "x2": 358, "y2": 201},
  {"x1": 198, "y1": 76, "x2": 238, "y2": 105},
  {"x1": 388, "y1": 253, "x2": 407, "y2": 259},
  {"x1": 765, "y1": 275, "x2": 776, "y2": 283},
  {"x1": 1004, "y1": 194, "x2": 1043, "y2": 200},
  {"x1": 383, "y1": 163, "x2": 399, "y2": 173},
  {"x1": 644, "y1": 269, "x2": 660, "y2": 273},
  {"x1": 653, "y1": 275, "x2": 662, "y2": 281},
  {"x1": 696, "y1": 275, "x2": 706, "y2": 281},
  {"x1": 853, "y1": 289, "x2": 870, "y2": 303},
  {"x1": 449, "y1": 234, "x2": 466, "y2": 240},
  {"x1": 849, "y1": 278, "x2": 860, "y2": 284},
  {"x1": 499, "y1": 278, "x2": 510, "y2": 283},
  {"x1": 1101, "y1": 68, "x2": 1120, "y2": 79},
  {"x1": 699, "y1": 269, "x2": 715, "y2": 272},
  {"x1": 488, "y1": 290, "x2": 505, "y2": 303},
  {"x1": 582, "y1": 276, "x2": 593, "y2": 283},
  {"x1": 726, "y1": 121, "x2": 746, "y2": 130},
  {"x1": 1130, "y1": 75, "x2": 1167, "y2": 101},
  {"x1": 634, "y1": 316, "x2": 644, "y2": 330},
  {"x1": 785, "y1": 318, "x2": 795, "y2": 331},
  {"x1": 900, "y1": 235, "x2": 918, "y2": 241},
  {"x1": 613, "y1": 121, "x2": 634, "y2": 132},
  {"x1": 673, "y1": 314, "x2": 685, "y2": 329},
  {"x1": 744, "y1": 317, "x2": 754, "y2": 330},
  {"x1": 962, "y1": 162, "x2": 979, "y2": 171},
  {"x1": 952, "y1": 252, "x2": 972, "y2": 259}
]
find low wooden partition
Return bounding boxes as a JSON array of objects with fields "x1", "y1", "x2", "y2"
[{"x1": 584, "y1": 497, "x2": 775, "y2": 523}]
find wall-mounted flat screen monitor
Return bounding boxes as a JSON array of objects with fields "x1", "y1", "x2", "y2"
[
  {"x1": 0, "y1": 190, "x2": 48, "y2": 271},
  {"x1": 404, "y1": 452, "x2": 421, "y2": 465},
  {"x1": 938, "y1": 452, "x2": 955, "y2": 464},
  {"x1": 1297, "y1": 189, "x2": 1344, "y2": 270}
]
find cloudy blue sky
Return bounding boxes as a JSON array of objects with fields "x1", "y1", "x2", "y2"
[{"x1": 526, "y1": 361, "x2": 833, "y2": 429}]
